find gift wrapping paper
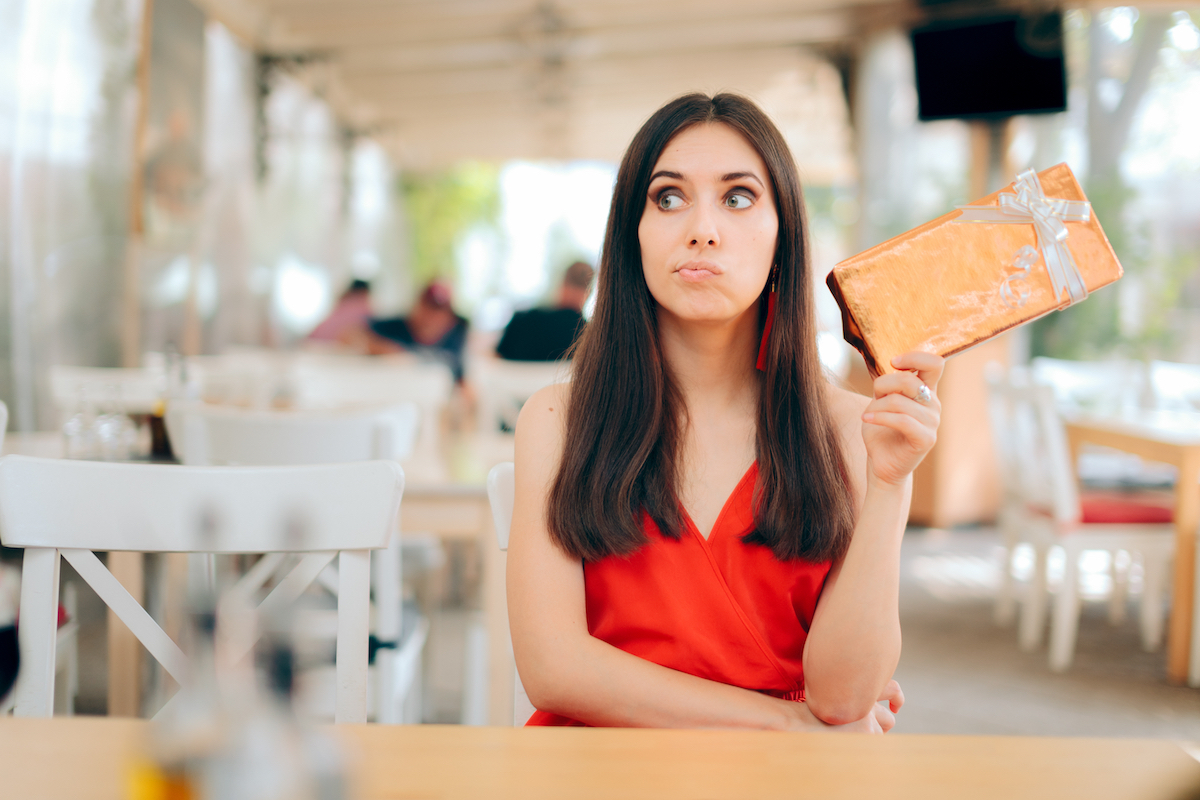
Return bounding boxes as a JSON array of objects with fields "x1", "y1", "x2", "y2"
[{"x1": 826, "y1": 163, "x2": 1122, "y2": 377}]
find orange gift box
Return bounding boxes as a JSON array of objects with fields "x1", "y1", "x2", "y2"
[{"x1": 826, "y1": 163, "x2": 1122, "y2": 377}]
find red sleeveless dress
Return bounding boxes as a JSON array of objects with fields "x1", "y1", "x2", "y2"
[{"x1": 527, "y1": 463, "x2": 832, "y2": 726}]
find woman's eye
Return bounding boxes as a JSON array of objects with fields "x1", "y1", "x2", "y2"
[
  {"x1": 657, "y1": 193, "x2": 684, "y2": 210},
  {"x1": 725, "y1": 193, "x2": 753, "y2": 209}
]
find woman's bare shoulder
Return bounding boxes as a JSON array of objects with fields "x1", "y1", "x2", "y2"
[{"x1": 514, "y1": 382, "x2": 571, "y2": 478}]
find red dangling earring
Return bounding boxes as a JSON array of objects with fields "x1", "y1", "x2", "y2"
[{"x1": 755, "y1": 265, "x2": 778, "y2": 372}]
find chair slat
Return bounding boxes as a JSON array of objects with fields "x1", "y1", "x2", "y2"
[{"x1": 61, "y1": 549, "x2": 188, "y2": 686}]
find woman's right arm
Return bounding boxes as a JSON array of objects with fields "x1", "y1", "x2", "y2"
[{"x1": 506, "y1": 385, "x2": 887, "y2": 731}]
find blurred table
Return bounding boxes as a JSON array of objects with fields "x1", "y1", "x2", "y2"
[
  {"x1": 1065, "y1": 411, "x2": 1200, "y2": 684},
  {"x1": 3, "y1": 716, "x2": 1199, "y2": 800}
]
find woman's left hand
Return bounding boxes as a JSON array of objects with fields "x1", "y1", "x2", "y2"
[{"x1": 860, "y1": 351, "x2": 945, "y2": 487}]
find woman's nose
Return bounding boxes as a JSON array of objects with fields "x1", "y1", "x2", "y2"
[{"x1": 688, "y1": 203, "x2": 720, "y2": 248}]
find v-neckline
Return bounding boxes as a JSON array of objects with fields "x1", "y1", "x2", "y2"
[{"x1": 681, "y1": 462, "x2": 757, "y2": 542}]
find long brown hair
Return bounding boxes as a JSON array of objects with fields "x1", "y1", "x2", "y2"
[{"x1": 547, "y1": 92, "x2": 855, "y2": 563}]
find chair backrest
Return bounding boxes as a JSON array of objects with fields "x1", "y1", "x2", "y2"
[
  {"x1": 487, "y1": 462, "x2": 516, "y2": 551},
  {"x1": 1029, "y1": 357, "x2": 1144, "y2": 416},
  {"x1": 474, "y1": 359, "x2": 568, "y2": 436},
  {"x1": 983, "y1": 362, "x2": 1022, "y2": 504},
  {"x1": 0, "y1": 455, "x2": 403, "y2": 721},
  {"x1": 484, "y1": 461, "x2": 536, "y2": 726},
  {"x1": 49, "y1": 366, "x2": 166, "y2": 417},
  {"x1": 290, "y1": 360, "x2": 454, "y2": 460},
  {"x1": 1001, "y1": 377, "x2": 1081, "y2": 524},
  {"x1": 1149, "y1": 360, "x2": 1200, "y2": 412},
  {"x1": 168, "y1": 403, "x2": 418, "y2": 466}
]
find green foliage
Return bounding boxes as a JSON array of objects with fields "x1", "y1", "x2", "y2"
[
  {"x1": 401, "y1": 162, "x2": 500, "y2": 289},
  {"x1": 1029, "y1": 168, "x2": 1197, "y2": 361}
]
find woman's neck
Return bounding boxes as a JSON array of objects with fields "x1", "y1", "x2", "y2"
[{"x1": 656, "y1": 304, "x2": 760, "y2": 415}]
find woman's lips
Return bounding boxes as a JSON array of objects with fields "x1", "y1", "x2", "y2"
[{"x1": 676, "y1": 262, "x2": 721, "y2": 282}]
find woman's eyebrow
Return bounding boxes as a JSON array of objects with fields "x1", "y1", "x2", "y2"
[
  {"x1": 648, "y1": 170, "x2": 684, "y2": 182},
  {"x1": 722, "y1": 171, "x2": 765, "y2": 188}
]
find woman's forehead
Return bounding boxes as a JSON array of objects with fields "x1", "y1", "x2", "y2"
[{"x1": 650, "y1": 122, "x2": 768, "y2": 180}]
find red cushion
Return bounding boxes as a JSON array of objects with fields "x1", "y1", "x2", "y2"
[{"x1": 1080, "y1": 493, "x2": 1174, "y2": 524}]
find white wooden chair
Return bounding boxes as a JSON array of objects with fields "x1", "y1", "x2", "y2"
[
  {"x1": 48, "y1": 365, "x2": 166, "y2": 417},
  {"x1": 0, "y1": 455, "x2": 403, "y2": 722},
  {"x1": 984, "y1": 363, "x2": 1030, "y2": 627},
  {"x1": 485, "y1": 461, "x2": 537, "y2": 726},
  {"x1": 473, "y1": 359, "x2": 568, "y2": 437},
  {"x1": 0, "y1": 400, "x2": 80, "y2": 717},
  {"x1": 1030, "y1": 357, "x2": 1145, "y2": 416},
  {"x1": 165, "y1": 403, "x2": 424, "y2": 723},
  {"x1": 289, "y1": 360, "x2": 454, "y2": 466},
  {"x1": 1000, "y1": 377, "x2": 1175, "y2": 671},
  {"x1": 166, "y1": 403, "x2": 418, "y2": 467}
]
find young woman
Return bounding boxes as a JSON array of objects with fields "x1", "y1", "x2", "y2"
[{"x1": 507, "y1": 93, "x2": 943, "y2": 731}]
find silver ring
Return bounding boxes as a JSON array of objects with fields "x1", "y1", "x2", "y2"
[{"x1": 916, "y1": 384, "x2": 932, "y2": 404}]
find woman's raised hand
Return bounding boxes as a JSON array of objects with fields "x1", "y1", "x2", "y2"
[{"x1": 860, "y1": 352, "x2": 945, "y2": 487}]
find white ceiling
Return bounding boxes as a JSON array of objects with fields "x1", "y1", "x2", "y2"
[{"x1": 194, "y1": 0, "x2": 910, "y2": 169}]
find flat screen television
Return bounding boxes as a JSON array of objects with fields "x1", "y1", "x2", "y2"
[{"x1": 911, "y1": 12, "x2": 1067, "y2": 121}]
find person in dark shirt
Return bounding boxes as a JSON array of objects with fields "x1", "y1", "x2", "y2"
[
  {"x1": 497, "y1": 261, "x2": 594, "y2": 361},
  {"x1": 368, "y1": 281, "x2": 469, "y2": 381}
]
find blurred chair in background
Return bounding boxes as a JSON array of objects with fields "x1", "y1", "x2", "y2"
[
  {"x1": 289, "y1": 359, "x2": 455, "y2": 473},
  {"x1": 985, "y1": 365, "x2": 1175, "y2": 671},
  {"x1": 167, "y1": 403, "x2": 426, "y2": 724},
  {"x1": 1030, "y1": 357, "x2": 1146, "y2": 416},
  {"x1": 485, "y1": 461, "x2": 536, "y2": 726},
  {"x1": 473, "y1": 359, "x2": 568, "y2": 440}
]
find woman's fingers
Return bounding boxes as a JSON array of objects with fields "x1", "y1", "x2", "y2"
[
  {"x1": 863, "y1": 393, "x2": 939, "y2": 428},
  {"x1": 878, "y1": 679, "x2": 905, "y2": 713},
  {"x1": 890, "y1": 351, "x2": 945, "y2": 391},
  {"x1": 872, "y1": 370, "x2": 934, "y2": 404},
  {"x1": 873, "y1": 701, "x2": 896, "y2": 733},
  {"x1": 861, "y1": 411, "x2": 936, "y2": 448}
]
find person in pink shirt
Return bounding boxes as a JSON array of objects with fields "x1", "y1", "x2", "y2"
[{"x1": 308, "y1": 280, "x2": 373, "y2": 343}]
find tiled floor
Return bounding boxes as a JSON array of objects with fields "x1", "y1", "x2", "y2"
[
  {"x1": 895, "y1": 527, "x2": 1200, "y2": 738},
  {"x1": 33, "y1": 527, "x2": 1200, "y2": 735}
]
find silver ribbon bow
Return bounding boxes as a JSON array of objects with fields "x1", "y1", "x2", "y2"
[{"x1": 954, "y1": 169, "x2": 1092, "y2": 306}]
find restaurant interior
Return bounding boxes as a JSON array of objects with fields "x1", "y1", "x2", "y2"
[{"x1": 3, "y1": 0, "x2": 1200, "y2": 797}]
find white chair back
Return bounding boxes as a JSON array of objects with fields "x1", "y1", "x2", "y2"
[
  {"x1": 49, "y1": 366, "x2": 166, "y2": 417},
  {"x1": 0, "y1": 455, "x2": 403, "y2": 722},
  {"x1": 1001, "y1": 376, "x2": 1080, "y2": 524},
  {"x1": 290, "y1": 361, "x2": 454, "y2": 461},
  {"x1": 474, "y1": 359, "x2": 568, "y2": 436},
  {"x1": 1029, "y1": 357, "x2": 1144, "y2": 415},
  {"x1": 487, "y1": 462, "x2": 515, "y2": 551},
  {"x1": 1149, "y1": 360, "x2": 1200, "y2": 412},
  {"x1": 484, "y1": 461, "x2": 535, "y2": 726},
  {"x1": 168, "y1": 403, "x2": 418, "y2": 466}
]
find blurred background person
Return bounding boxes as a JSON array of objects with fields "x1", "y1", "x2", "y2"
[
  {"x1": 368, "y1": 281, "x2": 469, "y2": 381},
  {"x1": 496, "y1": 260, "x2": 594, "y2": 362},
  {"x1": 307, "y1": 279, "x2": 373, "y2": 344}
]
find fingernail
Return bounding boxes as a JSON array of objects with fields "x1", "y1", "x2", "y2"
[{"x1": 862, "y1": 413, "x2": 874, "y2": 422}]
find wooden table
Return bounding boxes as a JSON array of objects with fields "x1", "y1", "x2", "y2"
[
  {"x1": 3, "y1": 717, "x2": 1199, "y2": 800},
  {"x1": 1065, "y1": 411, "x2": 1200, "y2": 684}
]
